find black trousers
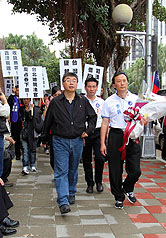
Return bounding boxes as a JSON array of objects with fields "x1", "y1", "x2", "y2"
[
  {"x1": 49, "y1": 136, "x2": 54, "y2": 170},
  {"x1": 0, "y1": 185, "x2": 13, "y2": 222},
  {"x1": 107, "y1": 128, "x2": 141, "y2": 202},
  {"x1": 82, "y1": 129, "x2": 105, "y2": 186},
  {"x1": 11, "y1": 122, "x2": 22, "y2": 158},
  {"x1": 161, "y1": 128, "x2": 166, "y2": 159},
  {"x1": 1, "y1": 157, "x2": 12, "y2": 183}
]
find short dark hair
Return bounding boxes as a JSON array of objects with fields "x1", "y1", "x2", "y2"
[
  {"x1": 15, "y1": 85, "x2": 19, "y2": 89},
  {"x1": 112, "y1": 72, "x2": 128, "y2": 84},
  {"x1": 52, "y1": 86, "x2": 61, "y2": 95},
  {"x1": 44, "y1": 93, "x2": 48, "y2": 97},
  {"x1": 85, "y1": 76, "x2": 98, "y2": 87},
  {"x1": 62, "y1": 72, "x2": 78, "y2": 82}
]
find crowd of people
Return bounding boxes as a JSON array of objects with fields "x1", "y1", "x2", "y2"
[{"x1": 0, "y1": 71, "x2": 150, "y2": 236}]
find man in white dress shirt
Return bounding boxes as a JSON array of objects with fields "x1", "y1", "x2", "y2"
[
  {"x1": 100, "y1": 72, "x2": 147, "y2": 209},
  {"x1": 82, "y1": 77, "x2": 105, "y2": 193}
]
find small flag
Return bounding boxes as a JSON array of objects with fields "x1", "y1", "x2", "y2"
[{"x1": 152, "y1": 71, "x2": 160, "y2": 94}]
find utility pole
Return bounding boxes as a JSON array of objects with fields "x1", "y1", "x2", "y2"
[
  {"x1": 141, "y1": 0, "x2": 156, "y2": 159},
  {"x1": 145, "y1": 0, "x2": 153, "y2": 91}
]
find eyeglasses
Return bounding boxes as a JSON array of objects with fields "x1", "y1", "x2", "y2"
[{"x1": 64, "y1": 79, "x2": 77, "y2": 83}]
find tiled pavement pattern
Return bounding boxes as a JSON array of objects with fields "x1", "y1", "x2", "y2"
[{"x1": 5, "y1": 147, "x2": 166, "y2": 238}]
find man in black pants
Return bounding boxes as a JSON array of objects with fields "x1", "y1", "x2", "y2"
[
  {"x1": 8, "y1": 86, "x2": 21, "y2": 161},
  {"x1": 82, "y1": 77, "x2": 105, "y2": 193},
  {"x1": 0, "y1": 178, "x2": 19, "y2": 236},
  {"x1": 100, "y1": 72, "x2": 147, "y2": 209}
]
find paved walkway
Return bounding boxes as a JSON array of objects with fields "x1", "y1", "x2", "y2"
[{"x1": 6, "y1": 148, "x2": 166, "y2": 238}]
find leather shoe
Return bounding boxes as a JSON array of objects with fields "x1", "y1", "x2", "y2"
[
  {"x1": 2, "y1": 217, "x2": 19, "y2": 228},
  {"x1": 59, "y1": 204, "x2": 71, "y2": 214},
  {"x1": 86, "y1": 185, "x2": 93, "y2": 193},
  {"x1": 96, "y1": 183, "x2": 104, "y2": 192},
  {"x1": 0, "y1": 224, "x2": 17, "y2": 235},
  {"x1": 68, "y1": 195, "x2": 75, "y2": 205},
  {"x1": 4, "y1": 181, "x2": 13, "y2": 187}
]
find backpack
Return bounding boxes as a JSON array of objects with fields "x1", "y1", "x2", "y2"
[{"x1": 33, "y1": 107, "x2": 44, "y2": 134}]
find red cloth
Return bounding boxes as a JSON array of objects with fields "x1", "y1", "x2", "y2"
[{"x1": 118, "y1": 107, "x2": 142, "y2": 160}]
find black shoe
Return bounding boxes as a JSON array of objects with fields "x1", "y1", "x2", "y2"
[
  {"x1": 124, "y1": 189, "x2": 137, "y2": 204},
  {"x1": 4, "y1": 182, "x2": 13, "y2": 187},
  {"x1": 96, "y1": 183, "x2": 104, "y2": 192},
  {"x1": 68, "y1": 195, "x2": 75, "y2": 205},
  {"x1": 2, "y1": 217, "x2": 19, "y2": 228},
  {"x1": 0, "y1": 224, "x2": 17, "y2": 235},
  {"x1": 86, "y1": 185, "x2": 93, "y2": 193},
  {"x1": 115, "y1": 201, "x2": 123, "y2": 209},
  {"x1": 59, "y1": 204, "x2": 71, "y2": 214}
]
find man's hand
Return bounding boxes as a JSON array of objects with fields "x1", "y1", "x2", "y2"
[
  {"x1": 5, "y1": 136, "x2": 15, "y2": 144},
  {"x1": 100, "y1": 143, "x2": 107, "y2": 156},
  {"x1": 140, "y1": 117, "x2": 148, "y2": 126},
  {"x1": 81, "y1": 132, "x2": 88, "y2": 138},
  {"x1": 12, "y1": 87, "x2": 16, "y2": 94},
  {"x1": 0, "y1": 92, "x2": 7, "y2": 104},
  {"x1": 0, "y1": 178, "x2": 4, "y2": 186}
]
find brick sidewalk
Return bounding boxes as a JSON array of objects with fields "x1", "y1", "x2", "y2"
[{"x1": 6, "y1": 148, "x2": 166, "y2": 238}]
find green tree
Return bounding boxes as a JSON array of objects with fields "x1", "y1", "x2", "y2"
[
  {"x1": 125, "y1": 43, "x2": 166, "y2": 94},
  {"x1": 158, "y1": 44, "x2": 166, "y2": 77},
  {"x1": 5, "y1": 33, "x2": 60, "y2": 86},
  {"x1": 125, "y1": 58, "x2": 145, "y2": 94},
  {"x1": 7, "y1": 0, "x2": 166, "y2": 96}
]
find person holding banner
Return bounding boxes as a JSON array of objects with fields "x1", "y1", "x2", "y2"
[
  {"x1": 100, "y1": 72, "x2": 147, "y2": 209},
  {"x1": 42, "y1": 72, "x2": 97, "y2": 214},
  {"x1": 19, "y1": 98, "x2": 43, "y2": 175},
  {"x1": 0, "y1": 90, "x2": 10, "y2": 179},
  {"x1": 82, "y1": 77, "x2": 105, "y2": 194},
  {"x1": 7, "y1": 86, "x2": 22, "y2": 161}
]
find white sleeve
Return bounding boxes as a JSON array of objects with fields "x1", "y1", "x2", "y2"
[
  {"x1": 0, "y1": 103, "x2": 10, "y2": 118},
  {"x1": 101, "y1": 100, "x2": 110, "y2": 118}
]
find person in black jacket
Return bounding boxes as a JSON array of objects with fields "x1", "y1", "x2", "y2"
[
  {"x1": 19, "y1": 98, "x2": 43, "y2": 175},
  {"x1": 42, "y1": 72, "x2": 97, "y2": 214},
  {"x1": 7, "y1": 86, "x2": 22, "y2": 160}
]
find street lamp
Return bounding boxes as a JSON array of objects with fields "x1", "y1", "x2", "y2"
[{"x1": 112, "y1": 4, "x2": 133, "y2": 29}]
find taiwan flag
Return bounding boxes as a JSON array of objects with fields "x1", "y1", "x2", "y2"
[{"x1": 152, "y1": 71, "x2": 160, "y2": 94}]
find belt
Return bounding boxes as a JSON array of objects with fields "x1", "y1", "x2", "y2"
[{"x1": 110, "y1": 127, "x2": 123, "y2": 132}]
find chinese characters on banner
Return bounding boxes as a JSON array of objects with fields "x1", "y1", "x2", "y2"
[
  {"x1": 42, "y1": 67, "x2": 50, "y2": 90},
  {"x1": 4, "y1": 77, "x2": 19, "y2": 97},
  {"x1": 19, "y1": 66, "x2": 43, "y2": 99},
  {"x1": 0, "y1": 49, "x2": 23, "y2": 77},
  {"x1": 50, "y1": 82, "x2": 57, "y2": 89},
  {"x1": 59, "y1": 58, "x2": 82, "y2": 90},
  {"x1": 82, "y1": 64, "x2": 104, "y2": 96}
]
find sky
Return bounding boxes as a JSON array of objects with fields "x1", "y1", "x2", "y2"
[{"x1": 0, "y1": 0, "x2": 65, "y2": 57}]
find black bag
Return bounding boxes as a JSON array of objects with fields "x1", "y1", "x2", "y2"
[
  {"x1": 33, "y1": 107, "x2": 43, "y2": 134},
  {"x1": 22, "y1": 121, "x2": 28, "y2": 140},
  {"x1": 0, "y1": 117, "x2": 9, "y2": 135}
]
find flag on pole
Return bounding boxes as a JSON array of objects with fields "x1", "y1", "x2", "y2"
[{"x1": 152, "y1": 70, "x2": 160, "y2": 94}]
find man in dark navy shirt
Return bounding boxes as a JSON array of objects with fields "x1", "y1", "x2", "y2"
[{"x1": 43, "y1": 72, "x2": 97, "y2": 214}]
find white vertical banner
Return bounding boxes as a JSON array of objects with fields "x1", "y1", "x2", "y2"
[
  {"x1": 4, "y1": 77, "x2": 19, "y2": 97},
  {"x1": 42, "y1": 67, "x2": 50, "y2": 90},
  {"x1": 0, "y1": 49, "x2": 23, "y2": 77},
  {"x1": 82, "y1": 64, "x2": 104, "y2": 96},
  {"x1": 59, "y1": 58, "x2": 82, "y2": 90},
  {"x1": 19, "y1": 66, "x2": 43, "y2": 98}
]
